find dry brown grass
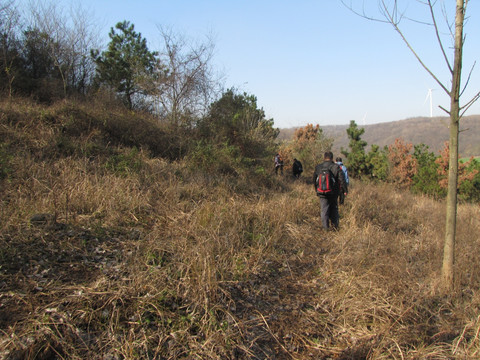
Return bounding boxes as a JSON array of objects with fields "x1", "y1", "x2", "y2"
[{"x1": 1, "y1": 100, "x2": 480, "y2": 359}]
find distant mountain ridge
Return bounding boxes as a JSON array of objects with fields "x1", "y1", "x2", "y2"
[{"x1": 279, "y1": 115, "x2": 480, "y2": 158}]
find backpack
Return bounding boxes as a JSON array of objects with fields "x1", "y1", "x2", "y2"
[{"x1": 316, "y1": 168, "x2": 335, "y2": 195}]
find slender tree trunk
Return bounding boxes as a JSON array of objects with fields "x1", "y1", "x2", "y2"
[
  {"x1": 441, "y1": 0, "x2": 465, "y2": 292},
  {"x1": 442, "y1": 112, "x2": 459, "y2": 290}
]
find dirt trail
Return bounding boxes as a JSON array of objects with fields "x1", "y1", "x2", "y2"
[{"x1": 223, "y1": 254, "x2": 341, "y2": 359}]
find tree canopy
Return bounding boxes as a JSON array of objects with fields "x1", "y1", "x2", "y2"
[
  {"x1": 92, "y1": 21, "x2": 158, "y2": 109},
  {"x1": 198, "y1": 88, "x2": 278, "y2": 159}
]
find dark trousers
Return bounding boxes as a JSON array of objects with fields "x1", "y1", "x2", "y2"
[{"x1": 319, "y1": 195, "x2": 339, "y2": 230}]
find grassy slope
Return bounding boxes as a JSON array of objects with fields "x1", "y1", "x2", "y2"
[{"x1": 1, "y1": 100, "x2": 480, "y2": 359}]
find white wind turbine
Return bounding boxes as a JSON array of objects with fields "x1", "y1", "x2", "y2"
[{"x1": 424, "y1": 88, "x2": 435, "y2": 117}]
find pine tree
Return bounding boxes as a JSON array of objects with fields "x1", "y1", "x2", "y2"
[
  {"x1": 341, "y1": 120, "x2": 368, "y2": 178},
  {"x1": 92, "y1": 21, "x2": 158, "y2": 109}
]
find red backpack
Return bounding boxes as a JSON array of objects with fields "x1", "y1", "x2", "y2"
[{"x1": 316, "y1": 168, "x2": 335, "y2": 195}]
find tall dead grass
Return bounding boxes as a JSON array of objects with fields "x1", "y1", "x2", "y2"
[
  {"x1": 311, "y1": 182, "x2": 480, "y2": 359},
  {"x1": 1, "y1": 100, "x2": 480, "y2": 359}
]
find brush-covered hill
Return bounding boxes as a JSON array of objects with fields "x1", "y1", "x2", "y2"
[
  {"x1": 279, "y1": 115, "x2": 480, "y2": 158},
  {"x1": 1, "y1": 99, "x2": 480, "y2": 359}
]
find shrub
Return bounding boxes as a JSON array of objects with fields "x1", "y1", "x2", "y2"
[
  {"x1": 458, "y1": 159, "x2": 480, "y2": 202},
  {"x1": 412, "y1": 143, "x2": 444, "y2": 197},
  {"x1": 435, "y1": 142, "x2": 479, "y2": 202},
  {"x1": 287, "y1": 124, "x2": 333, "y2": 175},
  {"x1": 105, "y1": 148, "x2": 144, "y2": 176},
  {"x1": 366, "y1": 144, "x2": 389, "y2": 181}
]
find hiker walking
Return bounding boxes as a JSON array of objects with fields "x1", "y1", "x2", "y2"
[
  {"x1": 335, "y1": 157, "x2": 349, "y2": 205},
  {"x1": 292, "y1": 158, "x2": 303, "y2": 178},
  {"x1": 313, "y1": 151, "x2": 347, "y2": 231},
  {"x1": 274, "y1": 153, "x2": 284, "y2": 175}
]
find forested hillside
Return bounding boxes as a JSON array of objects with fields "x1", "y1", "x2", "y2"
[{"x1": 279, "y1": 115, "x2": 480, "y2": 158}]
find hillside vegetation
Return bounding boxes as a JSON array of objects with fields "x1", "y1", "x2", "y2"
[
  {"x1": 279, "y1": 115, "x2": 480, "y2": 158},
  {"x1": 1, "y1": 100, "x2": 480, "y2": 359}
]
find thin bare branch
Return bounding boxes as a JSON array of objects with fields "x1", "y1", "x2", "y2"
[
  {"x1": 439, "y1": 105, "x2": 450, "y2": 115},
  {"x1": 460, "y1": 61, "x2": 476, "y2": 97},
  {"x1": 343, "y1": 0, "x2": 451, "y2": 96},
  {"x1": 427, "y1": 0, "x2": 453, "y2": 73},
  {"x1": 379, "y1": 0, "x2": 450, "y2": 95},
  {"x1": 340, "y1": 0, "x2": 390, "y2": 24},
  {"x1": 460, "y1": 90, "x2": 480, "y2": 117},
  {"x1": 440, "y1": 1, "x2": 455, "y2": 40},
  {"x1": 401, "y1": 15, "x2": 432, "y2": 26}
]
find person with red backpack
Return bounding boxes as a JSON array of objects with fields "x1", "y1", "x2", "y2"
[{"x1": 313, "y1": 151, "x2": 348, "y2": 231}]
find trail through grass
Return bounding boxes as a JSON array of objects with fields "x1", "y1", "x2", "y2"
[{"x1": 1, "y1": 101, "x2": 480, "y2": 359}]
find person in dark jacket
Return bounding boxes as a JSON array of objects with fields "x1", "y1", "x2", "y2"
[
  {"x1": 313, "y1": 151, "x2": 347, "y2": 230},
  {"x1": 335, "y1": 157, "x2": 349, "y2": 205},
  {"x1": 292, "y1": 158, "x2": 303, "y2": 178}
]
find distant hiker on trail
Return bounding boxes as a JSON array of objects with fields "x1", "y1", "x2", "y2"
[
  {"x1": 335, "y1": 157, "x2": 349, "y2": 205},
  {"x1": 274, "y1": 153, "x2": 284, "y2": 175},
  {"x1": 292, "y1": 158, "x2": 303, "y2": 178},
  {"x1": 313, "y1": 151, "x2": 347, "y2": 231}
]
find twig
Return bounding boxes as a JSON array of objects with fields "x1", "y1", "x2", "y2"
[
  {"x1": 453, "y1": 321, "x2": 469, "y2": 355},
  {"x1": 393, "y1": 338, "x2": 405, "y2": 360},
  {"x1": 467, "y1": 315, "x2": 480, "y2": 352}
]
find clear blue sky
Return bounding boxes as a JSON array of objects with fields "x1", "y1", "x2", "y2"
[{"x1": 21, "y1": 0, "x2": 480, "y2": 128}]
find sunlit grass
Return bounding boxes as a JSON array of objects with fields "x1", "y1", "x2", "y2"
[{"x1": 1, "y1": 99, "x2": 479, "y2": 359}]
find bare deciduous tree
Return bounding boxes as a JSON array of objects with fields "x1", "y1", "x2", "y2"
[
  {"x1": 27, "y1": 1, "x2": 68, "y2": 97},
  {"x1": 66, "y1": 3, "x2": 102, "y2": 95},
  {"x1": 0, "y1": 0, "x2": 21, "y2": 97},
  {"x1": 26, "y1": 0, "x2": 100, "y2": 98},
  {"x1": 341, "y1": 0, "x2": 479, "y2": 292},
  {"x1": 154, "y1": 26, "x2": 223, "y2": 127}
]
